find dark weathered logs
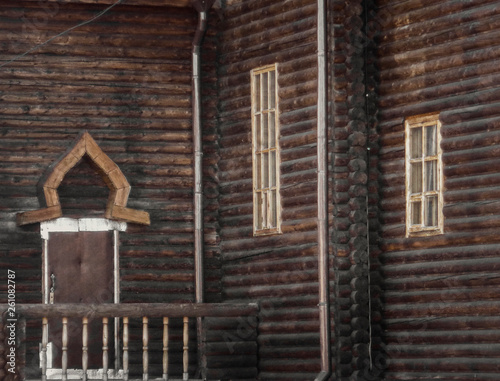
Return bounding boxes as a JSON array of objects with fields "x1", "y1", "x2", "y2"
[{"x1": 377, "y1": 0, "x2": 500, "y2": 379}]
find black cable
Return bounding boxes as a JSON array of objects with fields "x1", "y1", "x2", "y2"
[{"x1": 0, "y1": 0, "x2": 125, "y2": 69}]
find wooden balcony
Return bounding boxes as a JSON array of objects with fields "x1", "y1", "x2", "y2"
[{"x1": 0, "y1": 303, "x2": 259, "y2": 381}]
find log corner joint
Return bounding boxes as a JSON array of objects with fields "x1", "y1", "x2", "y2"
[{"x1": 16, "y1": 131, "x2": 150, "y2": 226}]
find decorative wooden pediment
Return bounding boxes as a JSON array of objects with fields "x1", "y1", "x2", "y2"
[{"x1": 17, "y1": 132, "x2": 150, "y2": 226}]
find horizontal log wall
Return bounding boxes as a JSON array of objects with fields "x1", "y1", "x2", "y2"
[
  {"x1": 376, "y1": 0, "x2": 500, "y2": 379},
  {"x1": 0, "y1": 1, "x2": 220, "y2": 377},
  {"x1": 202, "y1": 316, "x2": 259, "y2": 380},
  {"x1": 217, "y1": 0, "x2": 327, "y2": 379}
]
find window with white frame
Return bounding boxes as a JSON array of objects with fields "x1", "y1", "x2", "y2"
[
  {"x1": 405, "y1": 113, "x2": 443, "y2": 237},
  {"x1": 251, "y1": 64, "x2": 281, "y2": 235}
]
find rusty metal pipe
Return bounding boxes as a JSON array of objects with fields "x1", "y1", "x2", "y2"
[{"x1": 315, "y1": 0, "x2": 332, "y2": 379}]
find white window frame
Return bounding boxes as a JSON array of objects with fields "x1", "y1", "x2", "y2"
[
  {"x1": 251, "y1": 63, "x2": 281, "y2": 236},
  {"x1": 405, "y1": 113, "x2": 444, "y2": 237}
]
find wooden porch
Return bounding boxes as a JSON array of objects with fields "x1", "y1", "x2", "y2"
[{"x1": 1, "y1": 303, "x2": 259, "y2": 381}]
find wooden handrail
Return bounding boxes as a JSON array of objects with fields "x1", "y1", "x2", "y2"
[
  {"x1": 1, "y1": 302, "x2": 259, "y2": 318},
  {"x1": 5, "y1": 302, "x2": 259, "y2": 381}
]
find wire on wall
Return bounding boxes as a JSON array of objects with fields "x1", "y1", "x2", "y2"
[{"x1": 0, "y1": 0, "x2": 125, "y2": 69}]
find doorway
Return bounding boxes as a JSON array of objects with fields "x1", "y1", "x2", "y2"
[{"x1": 41, "y1": 218, "x2": 125, "y2": 374}]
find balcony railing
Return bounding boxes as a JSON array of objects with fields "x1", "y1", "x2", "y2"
[{"x1": 1, "y1": 303, "x2": 259, "y2": 381}]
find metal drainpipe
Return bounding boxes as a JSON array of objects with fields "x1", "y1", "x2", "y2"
[
  {"x1": 193, "y1": 8, "x2": 207, "y2": 309},
  {"x1": 192, "y1": 6, "x2": 208, "y2": 378},
  {"x1": 315, "y1": 0, "x2": 331, "y2": 379}
]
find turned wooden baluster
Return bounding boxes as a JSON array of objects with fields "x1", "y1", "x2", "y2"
[
  {"x1": 62, "y1": 317, "x2": 68, "y2": 381},
  {"x1": 41, "y1": 317, "x2": 48, "y2": 381},
  {"x1": 183, "y1": 317, "x2": 189, "y2": 381},
  {"x1": 163, "y1": 317, "x2": 169, "y2": 381},
  {"x1": 103, "y1": 317, "x2": 109, "y2": 381},
  {"x1": 123, "y1": 317, "x2": 129, "y2": 381},
  {"x1": 143, "y1": 317, "x2": 149, "y2": 381},
  {"x1": 115, "y1": 317, "x2": 120, "y2": 372},
  {"x1": 82, "y1": 317, "x2": 88, "y2": 381}
]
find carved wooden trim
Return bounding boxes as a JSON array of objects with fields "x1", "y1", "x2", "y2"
[{"x1": 17, "y1": 132, "x2": 150, "y2": 226}]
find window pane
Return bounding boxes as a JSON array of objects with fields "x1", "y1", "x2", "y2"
[
  {"x1": 269, "y1": 112, "x2": 276, "y2": 149},
  {"x1": 255, "y1": 192, "x2": 263, "y2": 230},
  {"x1": 254, "y1": 115, "x2": 261, "y2": 150},
  {"x1": 254, "y1": 74, "x2": 260, "y2": 112},
  {"x1": 425, "y1": 124, "x2": 437, "y2": 157},
  {"x1": 270, "y1": 190, "x2": 277, "y2": 228},
  {"x1": 262, "y1": 191, "x2": 268, "y2": 229},
  {"x1": 262, "y1": 152, "x2": 269, "y2": 188},
  {"x1": 255, "y1": 154, "x2": 261, "y2": 189},
  {"x1": 411, "y1": 127, "x2": 422, "y2": 159},
  {"x1": 425, "y1": 160, "x2": 437, "y2": 192},
  {"x1": 261, "y1": 113, "x2": 268, "y2": 150},
  {"x1": 411, "y1": 162, "x2": 422, "y2": 193},
  {"x1": 262, "y1": 72, "x2": 268, "y2": 111},
  {"x1": 425, "y1": 195, "x2": 438, "y2": 227},
  {"x1": 269, "y1": 70, "x2": 276, "y2": 108},
  {"x1": 270, "y1": 150, "x2": 276, "y2": 187},
  {"x1": 411, "y1": 201, "x2": 422, "y2": 225}
]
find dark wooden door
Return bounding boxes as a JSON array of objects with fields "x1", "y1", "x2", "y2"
[{"x1": 47, "y1": 231, "x2": 115, "y2": 369}]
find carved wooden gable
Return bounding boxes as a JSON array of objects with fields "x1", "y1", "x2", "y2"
[{"x1": 17, "y1": 132, "x2": 150, "y2": 226}]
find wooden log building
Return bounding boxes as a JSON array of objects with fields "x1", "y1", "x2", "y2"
[{"x1": 0, "y1": 0, "x2": 499, "y2": 380}]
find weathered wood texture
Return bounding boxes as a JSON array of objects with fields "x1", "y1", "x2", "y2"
[
  {"x1": 376, "y1": 0, "x2": 500, "y2": 379},
  {"x1": 1, "y1": 302, "x2": 258, "y2": 318},
  {"x1": 19, "y1": 0, "x2": 193, "y2": 7},
  {"x1": 201, "y1": 316, "x2": 258, "y2": 380},
  {"x1": 217, "y1": 0, "x2": 335, "y2": 379},
  {"x1": 0, "y1": 1, "x2": 222, "y2": 302},
  {"x1": 330, "y1": 0, "x2": 382, "y2": 379},
  {"x1": 0, "y1": 0, "x2": 221, "y2": 377}
]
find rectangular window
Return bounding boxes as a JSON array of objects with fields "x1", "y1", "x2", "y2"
[
  {"x1": 251, "y1": 64, "x2": 281, "y2": 235},
  {"x1": 405, "y1": 113, "x2": 443, "y2": 237}
]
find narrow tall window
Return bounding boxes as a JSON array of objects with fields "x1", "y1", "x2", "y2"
[
  {"x1": 251, "y1": 64, "x2": 281, "y2": 235},
  {"x1": 405, "y1": 113, "x2": 443, "y2": 237}
]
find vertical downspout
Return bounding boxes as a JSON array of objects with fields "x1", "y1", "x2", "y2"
[
  {"x1": 315, "y1": 0, "x2": 331, "y2": 379},
  {"x1": 193, "y1": 8, "x2": 207, "y2": 310},
  {"x1": 192, "y1": 8, "x2": 208, "y2": 379}
]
